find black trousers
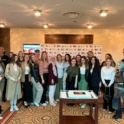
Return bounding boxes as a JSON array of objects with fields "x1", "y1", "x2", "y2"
[
  {"x1": 103, "y1": 80, "x2": 114, "y2": 112},
  {"x1": 66, "y1": 76, "x2": 76, "y2": 90},
  {"x1": 89, "y1": 86, "x2": 99, "y2": 107},
  {"x1": 2, "y1": 78, "x2": 7, "y2": 101},
  {"x1": 23, "y1": 75, "x2": 33, "y2": 102},
  {"x1": 40, "y1": 73, "x2": 48, "y2": 103}
]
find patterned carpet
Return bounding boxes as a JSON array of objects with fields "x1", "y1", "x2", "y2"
[{"x1": 1, "y1": 101, "x2": 124, "y2": 124}]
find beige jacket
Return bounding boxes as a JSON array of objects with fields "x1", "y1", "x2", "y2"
[
  {"x1": 21, "y1": 62, "x2": 31, "y2": 82},
  {"x1": 5, "y1": 63, "x2": 22, "y2": 100}
]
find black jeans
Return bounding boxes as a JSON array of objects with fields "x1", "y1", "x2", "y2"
[
  {"x1": 40, "y1": 73, "x2": 48, "y2": 104},
  {"x1": 23, "y1": 75, "x2": 33, "y2": 102},
  {"x1": 103, "y1": 80, "x2": 114, "y2": 112}
]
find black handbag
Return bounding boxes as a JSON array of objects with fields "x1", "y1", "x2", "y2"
[{"x1": 104, "y1": 87, "x2": 111, "y2": 101}]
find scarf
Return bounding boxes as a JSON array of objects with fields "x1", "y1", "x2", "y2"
[{"x1": 50, "y1": 62, "x2": 57, "y2": 76}]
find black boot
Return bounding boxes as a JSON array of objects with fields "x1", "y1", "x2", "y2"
[
  {"x1": 0, "y1": 105, "x2": 3, "y2": 114},
  {"x1": 113, "y1": 110, "x2": 122, "y2": 119}
]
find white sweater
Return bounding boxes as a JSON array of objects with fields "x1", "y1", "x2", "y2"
[{"x1": 101, "y1": 66, "x2": 116, "y2": 86}]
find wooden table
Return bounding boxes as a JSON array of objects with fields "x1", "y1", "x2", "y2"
[{"x1": 59, "y1": 90, "x2": 98, "y2": 124}]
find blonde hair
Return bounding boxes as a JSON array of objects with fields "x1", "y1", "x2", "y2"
[
  {"x1": 104, "y1": 57, "x2": 115, "y2": 67},
  {"x1": 56, "y1": 54, "x2": 63, "y2": 62},
  {"x1": 41, "y1": 51, "x2": 48, "y2": 62}
]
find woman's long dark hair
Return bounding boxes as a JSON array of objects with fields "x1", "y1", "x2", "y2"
[
  {"x1": 89, "y1": 56, "x2": 100, "y2": 71},
  {"x1": 79, "y1": 56, "x2": 89, "y2": 70},
  {"x1": 64, "y1": 54, "x2": 71, "y2": 64},
  {"x1": 9, "y1": 54, "x2": 21, "y2": 67}
]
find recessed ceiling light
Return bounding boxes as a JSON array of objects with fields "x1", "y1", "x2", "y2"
[
  {"x1": 0, "y1": 23, "x2": 5, "y2": 28},
  {"x1": 34, "y1": 10, "x2": 41, "y2": 16},
  {"x1": 87, "y1": 24, "x2": 93, "y2": 29},
  {"x1": 43, "y1": 24, "x2": 48, "y2": 28},
  {"x1": 100, "y1": 10, "x2": 108, "y2": 17}
]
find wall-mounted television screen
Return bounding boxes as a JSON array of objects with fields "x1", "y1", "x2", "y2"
[{"x1": 23, "y1": 44, "x2": 40, "y2": 54}]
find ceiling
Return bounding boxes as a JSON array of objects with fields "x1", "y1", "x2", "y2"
[{"x1": 0, "y1": 0, "x2": 124, "y2": 29}]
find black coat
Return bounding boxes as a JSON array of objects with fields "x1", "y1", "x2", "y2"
[{"x1": 88, "y1": 67, "x2": 101, "y2": 88}]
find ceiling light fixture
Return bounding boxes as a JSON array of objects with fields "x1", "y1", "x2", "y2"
[
  {"x1": 0, "y1": 23, "x2": 5, "y2": 28},
  {"x1": 43, "y1": 24, "x2": 48, "y2": 28},
  {"x1": 34, "y1": 10, "x2": 41, "y2": 16},
  {"x1": 87, "y1": 24, "x2": 93, "y2": 29},
  {"x1": 100, "y1": 10, "x2": 108, "y2": 17}
]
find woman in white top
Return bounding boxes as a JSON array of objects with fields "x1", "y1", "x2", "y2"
[
  {"x1": 21, "y1": 55, "x2": 33, "y2": 108},
  {"x1": 55, "y1": 54, "x2": 64, "y2": 101},
  {"x1": 101, "y1": 57, "x2": 116, "y2": 113},
  {"x1": 63, "y1": 54, "x2": 71, "y2": 90},
  {"x1": 78, "y1": 56, "x2": 89, "y2": 108},
  {"x1": 5, "y1": 54, "x2": 22, "y2": 112}
]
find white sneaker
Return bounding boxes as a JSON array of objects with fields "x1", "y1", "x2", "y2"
[
  {"x1": 103, "y1": 109, "x2": 107, "y2": 111},
  {"x1": 0, "y1": 116, "x2": 3, "y2": 120},
  {"x1": 108, "y1": 111, "x2": 112, "y2": 114},
  {"x1": 41, "y1": 103, "x2": 47, "y2": 106},
  {"x1": 10, "y1": 106, "x2": 14, "y2": 112},
  {"x1": 54, "y1": 100, "x2": 57, "y2": 104},
  {"x1": 81, "y1": 104, "x2": 86, "y2": 108},
  {"x1": 50, "y1": 102, "x2": 56, "y2": 106},
  {"x1": 45, "y1": 101, "x2": 49, "y2": 104},
  {"x1": 34, "y1": 102, "x2": 39, "y2": 107},
  {"x1": 31, "y1": 102, "x2": 34, "y2": 105},
  {"x1": 92, "y1": 107, "x2": 95, "y2": 110},
  {"x1": 24, "y1": 101, "x2": 28, "y2": 106},
  {"x1": 13, "y1": 105, "x2": 19, "y2": 111},
  {"x1": 56, "y1": 99, "x2": 60, "y2": 102}
]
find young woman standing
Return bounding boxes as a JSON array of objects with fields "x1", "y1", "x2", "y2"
[
  {"x1": 5, "y1": 54, "x2": 22, "y2": 112},
  {"x1": 21, "y1": 55, "x2": 33, "y2": 108},
  {"x1": 88, "y1": 56, "x2": 101, "y2": 109},
  {"x1": 63, "y1": 58, "x2": 78, "y2": 106},
  {"x1": 78, "y1": 56, "x2": 89, "y2": 108},
  {"x1": 63, "y1": 54, "x2": 71, "y2": 90},
  {"x1": 63, "y1": 58, "x2": 79, "y2": 91},
  {"x1": 39, "y1": 51, "x2": 49, "y2": 106},
  {"x1": 55, "y1": 54, "x2": 64, "y2": 101},
  {"x1": 30, "y1": 54, "x2": 43, "y2": 107},
  {"x1": 48, "y1": 56, "x2": 58, "y2": 106},
  {"x1": 0, "y1": 56, "x2": 5, "y2": 119},
  {"x1": 101, "y1": 58, "x2": 116, "y2": 113}
]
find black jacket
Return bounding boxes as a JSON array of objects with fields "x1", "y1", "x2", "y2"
[
  {"x1": 88, "y1": 67, "x2": 101, "y2": 88},
  {"x1": 30, "y1": 61, "x2": 40, "y2": 83}
]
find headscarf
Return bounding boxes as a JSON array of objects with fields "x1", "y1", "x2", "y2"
[{"x1": 50, "y1": 56, "x2": 57, "y2": 76}]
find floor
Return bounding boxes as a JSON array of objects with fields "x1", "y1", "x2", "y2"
[{"x1": 0, "y1": 100, "x2": 124, "y2": 124}]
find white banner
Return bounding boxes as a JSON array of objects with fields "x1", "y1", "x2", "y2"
[{"x1": 41, "y1": 44, "x2": 102, "y2": 62}]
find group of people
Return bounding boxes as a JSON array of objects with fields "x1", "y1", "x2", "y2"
[{"x1": 0, "y1": 46, "x2": 124, "y2": 120}]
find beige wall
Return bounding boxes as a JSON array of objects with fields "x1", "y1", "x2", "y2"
[{"x1": 10, "y1": 28, "x2": 124, "y2": 63}]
